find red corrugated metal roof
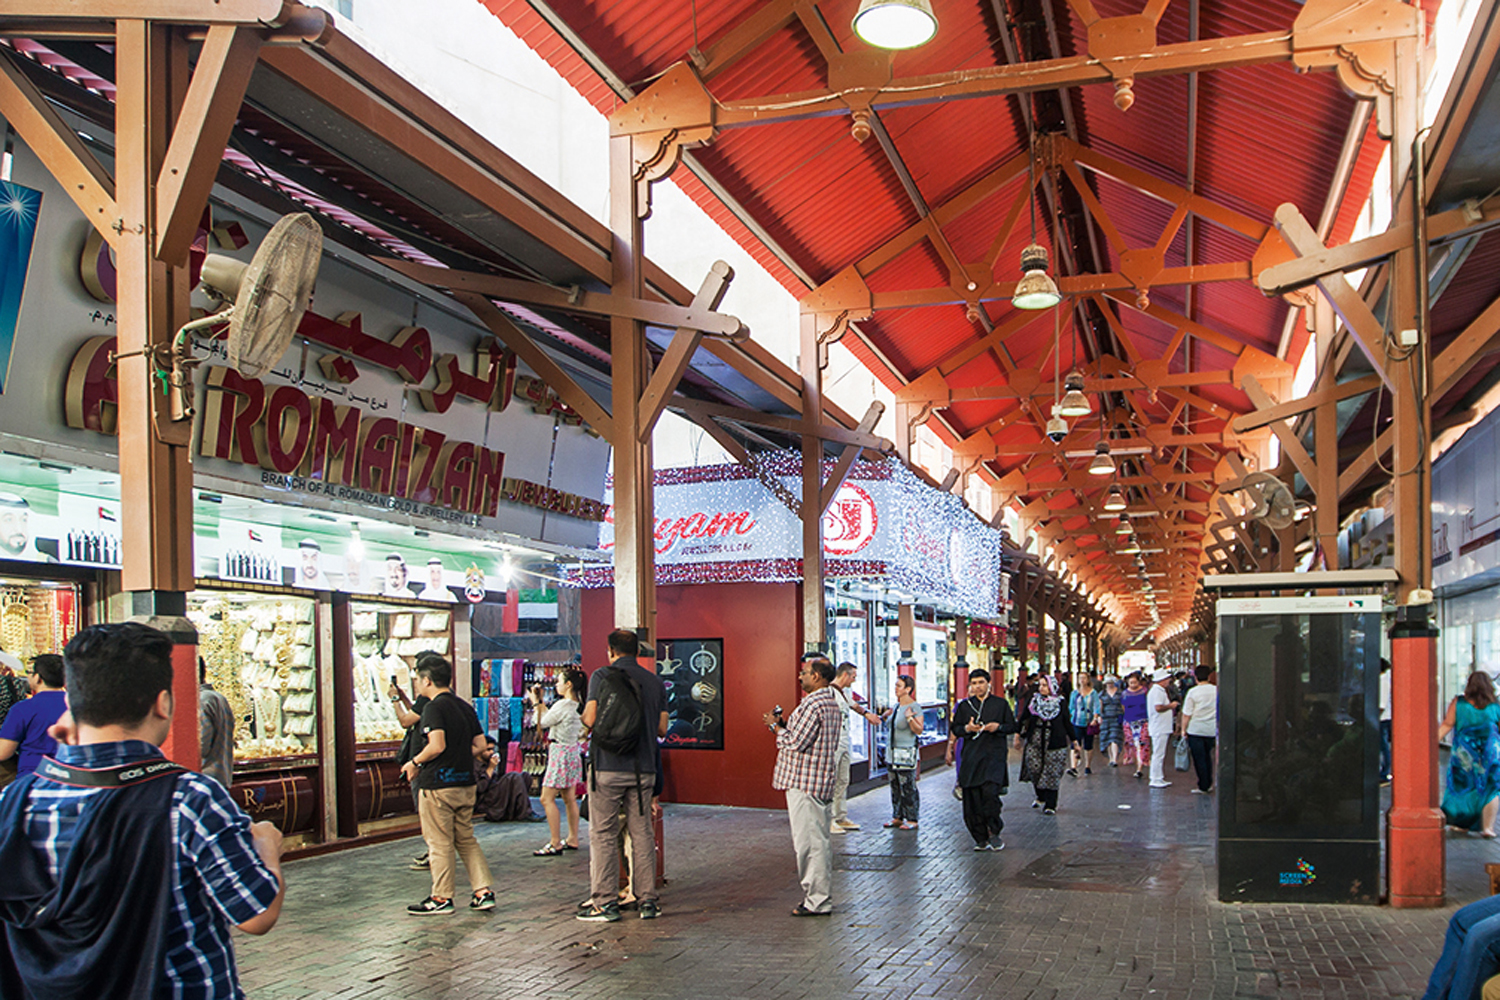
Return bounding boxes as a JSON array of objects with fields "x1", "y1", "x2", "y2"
[{"x1": 478, "y1": 0, "x2": 1414, "y2": 628}]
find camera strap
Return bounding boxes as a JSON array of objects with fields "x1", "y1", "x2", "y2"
[{"x1": 35, "y1": 756, "x2": 187, "y2": 788}]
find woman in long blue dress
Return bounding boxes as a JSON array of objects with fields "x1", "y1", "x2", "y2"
[{"x1": 1439, "y1": 670, "x2": 1500, "y2": 838}]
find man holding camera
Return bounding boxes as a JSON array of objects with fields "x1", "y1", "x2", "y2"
[
  {"x1": 0, "y1": 622, "x2": 284, "y2": 999},
  {"x1": 764, "y1": 654, "x2": 843, "y2": 916}
]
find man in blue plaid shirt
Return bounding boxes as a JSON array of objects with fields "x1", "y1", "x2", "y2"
[
  {"x1": 0, "y1": 622, "x2": 285, "y2": 999},
  {"x1": 764, "y1": 653, "x2": 843, "y2": 917}
]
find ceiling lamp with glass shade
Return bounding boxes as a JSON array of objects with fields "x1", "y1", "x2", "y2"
[
  {"x1": 1102, "y1": 485, "x2": 1127, "y2": 512},
  {"x1": 1013, "y1": 134, "x2": 1062, "y2": 311},
  {"x1": 1013, "y1": 244, "x2": 1061, "y2": 310},
  {"x1": 1057, "y1": 371, "x2": 1091, "y2": 417},
  {"x1": 1087, "y1": 441, "x2": 1115, "y2": 476},
  {"x1": 852, "y1": 0, "x2": 938, "y2": 49}
]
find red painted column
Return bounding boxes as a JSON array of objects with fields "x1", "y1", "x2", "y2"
[
  {"x1": 150, "y1": 614, "x2": 200, "y2": 771},
  {"x1": 1388, "y1": 606, "x2": 1443, "y2": 908}
]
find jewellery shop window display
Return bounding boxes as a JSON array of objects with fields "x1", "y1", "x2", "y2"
[
  {"x1": 0, "y1": 576, "x2": 82, "y2": 662},
  {"x1": 349, "y1": 598, "x2": 454, "y2": 751},
  {"x1": 187, "y1": 586, "x2": 322, "y2": 846}
]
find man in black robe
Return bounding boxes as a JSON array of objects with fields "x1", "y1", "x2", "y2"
[{"x1": 948, "y1": 668, "x2": 1017, "y2": 851}]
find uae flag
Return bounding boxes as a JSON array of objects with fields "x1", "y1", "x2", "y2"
[{"x1": 517, "y1": 588, "x2": 558, "y2": 633}]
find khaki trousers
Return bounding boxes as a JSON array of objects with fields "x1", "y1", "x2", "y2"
[
  {"x1": 418, "y1": 785, "x2": 493, "y2": 900},
  {"x1": 588, "y1": 770, "x2": 656, "y2": 907}
]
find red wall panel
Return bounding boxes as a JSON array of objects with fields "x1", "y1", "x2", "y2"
[{"x1": 581, "y1": 582, "x2": 804, "y2": 810}]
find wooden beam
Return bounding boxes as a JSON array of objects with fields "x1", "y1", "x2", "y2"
[
  {"x1": 687, "y1": 412, "x2": 802, "y2": 517},
  {"x1": 382, "y1": 258, "x2": 745, "y2": 339},
  {"x1": 673, "y1": 397, "x2": 891, "y2": 452},
  {"x1": 451, "y1": 291, "x2": 615, "y2": 441},
  {"x1": 819, "y1": 402, "x2": 884, "y2": 516},
  {"x1": 154, "y1": 24, "x2": 263, "y2": 264},
  {"x1": 637, "y1": 261, "x2": 734, "y2": 441},
  {"x1": 1231, "y1": 373, "x2": 1382, "y2": 432},
  {"x1": 1258, "y1": 194, "x2": 1500, "y2": 294},
  {"x1": 1338, "y1": 424, "x2": 1394, "y2": 497},
  {"x1": 694, "y1": 0, "x2": 802, "y2": 79},
  {"x1": 1431, "y1": 292, "x2": 1500, "y2": 400},
  {"x1": 1272, "y1": 203, "x2": 1394, "y2": 389},
  {"x1": 0, "y1": 47, "x2": 116, "y2": 242}
]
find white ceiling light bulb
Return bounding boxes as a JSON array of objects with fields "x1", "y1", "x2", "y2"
[{"x1": 852, "y1": 0, "x2": 938, "y2": 49}]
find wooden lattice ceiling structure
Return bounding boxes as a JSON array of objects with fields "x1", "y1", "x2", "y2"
[{"x1": 484, "y1": 0, "x2": 1436, "y2": 637}]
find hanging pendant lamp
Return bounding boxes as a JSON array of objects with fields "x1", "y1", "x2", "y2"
[
  {"x1": 1057, "y1": 371, "x2": 1091, "y2": 417},
  {"x1": 852, "y1": 0, "x2": 938, "y2": 49},
  {"x1": 1013, "y1": 135, "x2": 1062, "y2": 310},
  {"x1": 1087, "y1": 441, "x2": 1116, "y2": 475},
  {"x1": 1102, "y1": 484, "x2": 1127, "y2": 512}
]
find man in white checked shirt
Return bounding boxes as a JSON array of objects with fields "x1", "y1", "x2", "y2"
[{"x1": 764, "y1": 655, "x2": 843, "y2": 917}]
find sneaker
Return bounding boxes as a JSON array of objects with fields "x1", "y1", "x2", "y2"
[
  {"x1": 1149, "y1": 781, "x2": 1172, "y2": 788},
  {"x1": 576, "y1": 902, "x2": 621, "y2": 923},
  {"x1": 409, "y1": 853, "x2": 430, "y2": 871},
  {"x1": 836, "y1": 819, "x2": 861, "y2": 830},
  {"x1": 1190, "y1": 788, "x2": 1210, "y2": 795},
  {"x1": 829, "y1": 822, "x2": 847, "y2": 834},
  {"x1": 973, "y1": 842, "x2": 989, "y2": 851},
  {"x1": 1031, "y1": 800, "x2": 1041, "y2": 809},
  {"x1": 1042, "y1": 808, "x2": 1056, "y2": 815},
  {"x1": 407, "y1": 896, "x2": 453, "y2": 916},
  {"x1": 639, "y1": 899, "x2": 660, "y2": 920},
  {"x1": 1084, "y1": 767, "x2": 1092, "y2": 775},
  {"x1": 952, "y1": 786, "x2": 963, "y2": 801},
  {"x1": 470, "y1": 890, "x2": 496, "y2": 911},
  {"x1": 1109, "y1": 762, "x2": 1118, "y2": 768},
  {"x1": 989, "y1": 838, "x2": 1005, "y2": 851},
  {"x1": 1066, "y1": 767, "x2": 1078, "y2": 777}
]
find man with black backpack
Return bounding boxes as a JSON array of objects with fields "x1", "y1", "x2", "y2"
[{"x1": 578, "y1": 629, "x2": 667, "y2": 922}]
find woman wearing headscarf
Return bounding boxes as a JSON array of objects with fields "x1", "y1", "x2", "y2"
[
  {"x1": 1098, "y1": 676, "x2": 1125, "y2": 768},
  {"x1": 1439, "y1": 670, "x2": 1500, "y2": 838},
  {"x1": 1019, "y1": 674, "x2": 1078, "y2": 814}
]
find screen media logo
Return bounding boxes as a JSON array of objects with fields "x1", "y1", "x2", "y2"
[{"x1": 1278, "y1": 858, "x2": 1317, "y2": 886}]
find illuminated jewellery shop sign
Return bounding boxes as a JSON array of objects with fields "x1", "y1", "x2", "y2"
[
  {"x1": 62, "y1": 306, "x2": 595, "y2": 522},
  {"x1": 586, "y1": 456, "x2": 1004, "y2": 619}
]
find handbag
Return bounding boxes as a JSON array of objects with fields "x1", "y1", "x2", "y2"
[
  {"x1": 1086, "y1": 721, "x2": 1101, "y2": 737},
  {"x1": 1174, "y1": 735, "x2": 1191, "y2": 772},
  {"x1": 890, "y1": 744, "x2": 919, "y2": 770}
]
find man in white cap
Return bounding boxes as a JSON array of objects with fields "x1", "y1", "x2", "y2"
[
  {"x1": 1146, "y1": 667, "x2": 1180, "y2": 788},
  {"x1": 0, "y1": 493, "x2": 53, "y2": 562}
]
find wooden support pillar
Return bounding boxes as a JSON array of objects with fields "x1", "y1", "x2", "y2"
[
  {"x1": 608, "y1": 134, "x2": 657, "y2": 645},
  {"x1": 800, "y1": 313, "x2": 826, "y2": 651},
  {"x1": 1386, "y1": 32, "x2": 1443, "y2": 909},
  {"x1": 115, "y1": 21, "x2": 197, "y2": 768}
]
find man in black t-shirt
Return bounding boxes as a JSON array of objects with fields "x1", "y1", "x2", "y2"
[
  {"x1": 398, "y1": 656, "x2": 495, "y2": 916},
  {"x1": 389, "y1": 679, "x2": 432, "y2": 870}
]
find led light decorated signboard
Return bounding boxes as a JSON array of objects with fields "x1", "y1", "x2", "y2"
[{"x1": 586, "y1": 453, "x2": 1004, "y2": 620}]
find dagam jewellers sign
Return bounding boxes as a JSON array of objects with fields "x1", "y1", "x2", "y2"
[{"x1": 588, "y1": 454, "x2": 1004, "y2": 619}]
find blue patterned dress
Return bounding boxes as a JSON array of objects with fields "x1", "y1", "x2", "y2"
[{"x1": 1441, "y1": 698, "x2": 1500, "y2": 831}]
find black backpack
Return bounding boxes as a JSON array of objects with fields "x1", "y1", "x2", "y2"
[{"x1": 591, "y1": 664, "x2": 644, "y2": 758}]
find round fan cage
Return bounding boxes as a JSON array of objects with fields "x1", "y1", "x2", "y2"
[{"x1": 225, "y1": 213, "x2": 323, "y2": 378}]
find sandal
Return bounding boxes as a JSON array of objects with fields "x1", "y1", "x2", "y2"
[
  {"x1": 533, "y1": 844, "x2": 566, "y2": 856},
  {"x1": 563, "y1": 843, "x2": 579, "y2": 851},
  {"x1": 898, "y1": 821, "x2": 918, "y2": 830},
  {"x1": 883, "y1": 819, "x2": 901, "y2": 828}
]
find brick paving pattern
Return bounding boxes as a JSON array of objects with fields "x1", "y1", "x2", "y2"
[{"x1": 237, "y1": 761, "x2": 1492, "y2": 999}]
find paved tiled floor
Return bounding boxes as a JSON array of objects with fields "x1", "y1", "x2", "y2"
[{"x1": 237, "y1": 759, "x2": 1491, "y2": 999}]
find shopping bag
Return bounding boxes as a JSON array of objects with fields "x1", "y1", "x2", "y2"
[{"x1": 1174, "y1": 736, "x2": 1191, "y2": 772}]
